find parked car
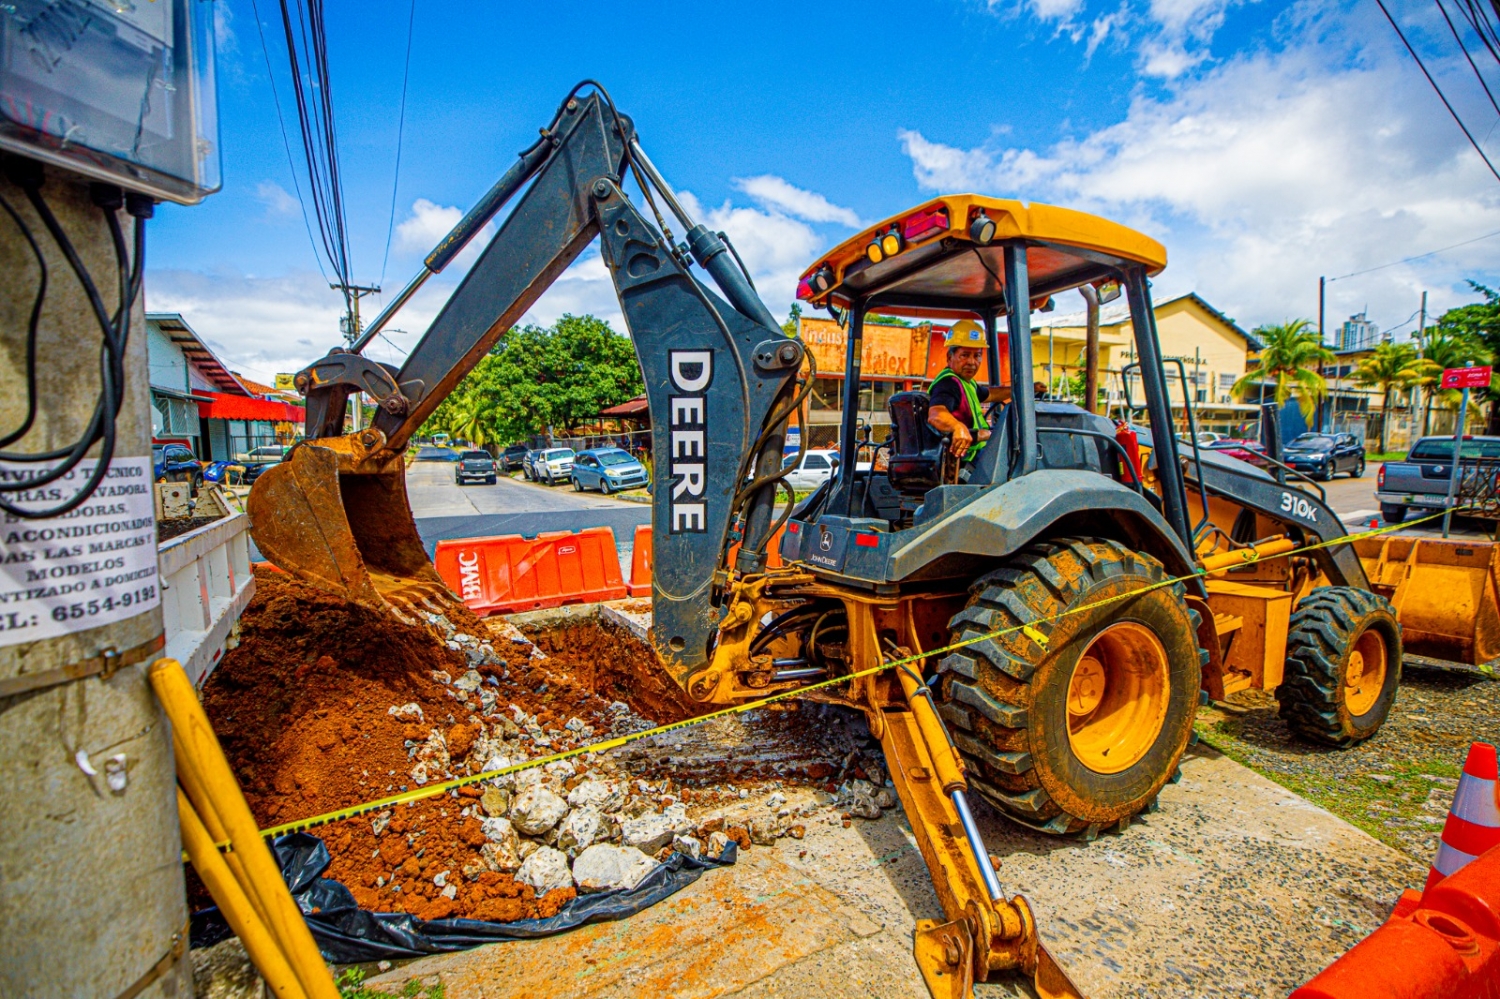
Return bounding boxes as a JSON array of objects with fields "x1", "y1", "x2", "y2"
[
  {"x1": 529, "y1": 448, "x2": 576, "y2": 485},
  {"x1": 780, "y1": 449, "x2": 871, "y2": 491},
  {"x1": 153, "y1": 443, "x2": 203, "y2": 486},
  {"x1": 1377, "y1": 435, "x2": 1500, "y2": 522},
  {"x1": 1205, "y1": 438, "x2": 1269, "y2": 468},
  {"x1": 455, "y1": 449, "x2": 498, "y2": 485},
  {"x1": 1281, "y1": 432, "x2": 1364, "y2": 480},
  {"x1": 415, "y1": 446, "x2": 460, "y2": 462},
  {"x1": 500, "y1": 442, "x2": 529, "y2": 471},
  {"x1": 571, "y1": 447, "x2": 648, "y2": 494}
]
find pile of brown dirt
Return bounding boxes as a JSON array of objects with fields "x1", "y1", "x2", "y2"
[{"x1": 201, "y1": 568, "x2": 621, "y2": 920}]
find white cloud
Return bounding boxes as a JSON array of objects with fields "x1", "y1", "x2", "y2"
[
  {"x1": 255, "y1": 181, "x2": 298, "y2": 217},
  {"x1": 897, "y1": 8, "x2": 1500, "y2": 337},
  {"x1": 996, "y1": 0, "x2": 1249, "y2": 78},
  {"x1": 732, "y1": 175, "x2": 864, "y2": 227},
  {"x1": 396, "y1": 198, "x2": 460, "y2": 251}
]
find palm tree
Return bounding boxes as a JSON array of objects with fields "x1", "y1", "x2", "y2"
[
  {"x1": 1351, "y1": 341, "x2": 1422, "y2": 454},
  {"x1": 447, "y1": 401, "x2": 490, "y2": 448},
  {"x1": 1233, "y1": 319, "x2": 1334, "y2": 423},
  {"x1": 1411, "y1": 332, "x2": 1490, "y2": 435}
]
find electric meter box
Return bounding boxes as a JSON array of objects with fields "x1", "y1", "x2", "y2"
[{"x1": 0, "y1": 0, "x2": 221, "y2": 204}]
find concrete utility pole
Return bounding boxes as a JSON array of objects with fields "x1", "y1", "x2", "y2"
[
  {"x1": 0, "y1": 168, "x2": 190, "y2": 998},
  {"x1": 1080, "y1": 285, "x2": 1101, "y2": 414},
  {"x1": 1316, "y1": 276, "x2": 1327, "y2": 432},
  {"x1": 332, "y1": 282, "x2": 381, "y2": 431}
]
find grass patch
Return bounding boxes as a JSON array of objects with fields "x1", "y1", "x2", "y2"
[
  {"x1": 1194, "y1": 713, "x2": 1458, "y2": 856},
  {"x1": 1366, "y1": 452, "x2": 1407, "y2": 462},
  {"x1": 337, "y1": 967, "x2": 444, "y2": 999}
]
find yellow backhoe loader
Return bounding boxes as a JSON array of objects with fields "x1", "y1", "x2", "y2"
[{"x1": 250, "y1": 83, "x2": 1497, "y2": 999}]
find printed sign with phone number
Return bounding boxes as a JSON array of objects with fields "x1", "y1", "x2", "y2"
[{"x1": 0, "y1": 456, "x2": 160, "y2": 646}]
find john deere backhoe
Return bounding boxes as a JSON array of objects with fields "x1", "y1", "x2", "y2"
[{"x1": 252, "y1": 83, "x2": 1440, "y2": 999}]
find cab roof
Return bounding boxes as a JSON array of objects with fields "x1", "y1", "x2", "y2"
[{"x1": 796, "y1": 194, "x2": 1167, "y2": 319}]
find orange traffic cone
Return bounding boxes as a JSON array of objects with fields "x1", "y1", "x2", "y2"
[{"x1": 1424, "y1": 741, "x2": 1500, "y2": 894}]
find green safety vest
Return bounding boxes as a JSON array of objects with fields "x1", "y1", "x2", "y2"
[{"x1": 930, "y1": 368, "x2": 989, "y2": 461}]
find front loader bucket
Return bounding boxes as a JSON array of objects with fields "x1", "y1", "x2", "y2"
[
  {"x1": 247, "y1": 440, "x2": 471, "y2": 623},
  {"x1": 1355, "y1": 535, "x2": 1500, "y2": 667}
]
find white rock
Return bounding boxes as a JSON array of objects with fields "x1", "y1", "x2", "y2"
[
  {"x1": 481, "y1": 839, "x2": 520, "y2": 873},
  {"x1": 621, "y1": 812, "x2": 674, "y2": 853},
  {"x1": 388, "y1": 703, "x2": 424, "y2": 722},
  {"x1": 672, "y1": 834, "x2": 703, "y2": 860},
  {"x1": 874, "y1": 788, "x2": 897, "y2": 810},
  {"x1": 571, "y1": 844, "x2": 659, "y2": 893},
  {"x1": 516, "y1": 846, "x2": 573, "y2": 895},
  {"x1": 517, "y1": 838, "x2": 540, "y2": 861},
  {"x1": 567, "y1": 779, "x2": 625, "y2": 813},
  {"x1": 432, "y1": 669, "x2": 453, "y2": 683},
  {"x1": 544, "y1": 758, "x2": 576, "y2": 778},
  {"x1": 481, "y1": 815, "x2": 518, "y2": 844},
  {"x1": 441, "y1": 884, "x2": 458, "y2": 899},
  {"x1": 663, "y1": 803, "x2": 693, "y2": 835},
  {"x1": 432, "y1": 870, "x2": 449, "y2": 887},
  {"x1": 707, "y1": 830, "x2": 732, "y2": 859},
  {"x1": 510, "y1": 786, "x2": 569, "y2": 836},
  {"x1": 765, "y1": 792, "x2": 786, "y2": 811},
  {"x1": 409, "y1": 762, "x2": 429, "y2": 786},
  {"x1": 556, "y1": 806, "x2": 603, "y2": 857},
  {"x1": 454, "y1": 670, "x2": 483, "y2": 693}
]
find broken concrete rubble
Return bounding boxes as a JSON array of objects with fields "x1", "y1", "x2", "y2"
[
  {"x1": 510, "y1": 786, "x2": 568, "y2": 836},
  {"x1": 571, "y1": 843, "x2": 659, "y2": 893},
  {"x1": 516, "y1": 846, "x2": 574, "y2": 895},
  {"x1": 621, "y1": 812, "x2": 675, "y2": 853}
]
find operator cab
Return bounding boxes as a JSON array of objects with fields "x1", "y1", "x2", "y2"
[{"x1": 781, "y1": 194, "x2": 1188, "y2": 578}]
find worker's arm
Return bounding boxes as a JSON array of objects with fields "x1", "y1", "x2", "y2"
[
  {"x1": 928, "y1": 406, "x2": 991, "y2": 457},
  {"x1": 984, "y1": 385, "x2": 1013, "y2": 404}
]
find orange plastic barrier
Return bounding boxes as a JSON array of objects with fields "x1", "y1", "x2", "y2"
[
  {"x1": 434, "y1": 527, "x2": 627, "y2": 616},
  {"x1": 627, "y1": 523, "x2": 652, "y2": 598},
  {"x1": 626, "y1": 523, "x2": 785, "y2": 597},
  {"x1": 1292, "y1": 794, "x2": 1500, "y2": 998}
]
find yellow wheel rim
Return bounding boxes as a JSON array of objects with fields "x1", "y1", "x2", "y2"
[
  {"x1": 1344, "y1": 628, "x2": 1387, "y2": 717},
  {"x1": 1067, "y1": 621, "x2": 1171, "y2": 775}
]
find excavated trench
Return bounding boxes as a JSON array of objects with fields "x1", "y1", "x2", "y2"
[{"x1": 196, "y1": 568, "x2": 869, "y2": 923}]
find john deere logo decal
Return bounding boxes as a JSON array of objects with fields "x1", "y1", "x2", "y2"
[{"x1": 819, "y1": 530, "x2": 833, "y2": 552}]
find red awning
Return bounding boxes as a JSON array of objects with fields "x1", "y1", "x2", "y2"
[
  {"x1": 600, "y1": 396, "x2": 649, "y2": 417},
  {"x1": 197, "y1": 392, "x2": 305, "y2": 423}
]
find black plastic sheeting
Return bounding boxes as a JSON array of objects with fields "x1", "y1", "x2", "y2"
[{"x1": 191, "y1": 832, "x2": 737, "y2": 963}]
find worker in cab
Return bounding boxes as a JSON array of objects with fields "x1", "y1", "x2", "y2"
[{"x1": 927, "y1": 320, "x2": 1012, "y2": 460}]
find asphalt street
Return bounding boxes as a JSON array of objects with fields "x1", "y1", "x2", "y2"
[{"x1": 406, "y1": 458, "x2": 651, "y2": 571}]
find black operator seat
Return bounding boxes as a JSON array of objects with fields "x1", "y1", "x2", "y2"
[{"x1": 886, "y1": 391, "x2": 946, "y2": 496}]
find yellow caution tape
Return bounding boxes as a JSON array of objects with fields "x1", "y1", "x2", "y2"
[{"x1": 258, "y1": 506, "x2": 1457, "y2": 840}]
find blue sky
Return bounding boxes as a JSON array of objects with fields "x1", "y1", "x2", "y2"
[{"x1": 146, "y1": 0, "x2": 1500, "y2": 382}]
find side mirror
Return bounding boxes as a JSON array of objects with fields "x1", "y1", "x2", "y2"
[{"x1": 1097, "y1": 280, "x2": 1122, "y2": 304}]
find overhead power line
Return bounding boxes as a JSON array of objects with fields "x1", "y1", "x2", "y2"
[
  {"x1": 1376, "y1": 0, "x2": 1500, "y2": 185},
  {"x1": 380, "y1": 0, "x2": 417, "y2": 285},
  {"x1": 277, "y1": 0, "x2": 355, "y2": 308},
  {"x1": 1329, "y1": 225, "x2": 1500, "y2": 281},
  {"x1": 1437, "y1": 0, "x2": 1500, "y2": 118},
  {"x1": 249, "y1": 0, "x2": 327, "y2": 283}
]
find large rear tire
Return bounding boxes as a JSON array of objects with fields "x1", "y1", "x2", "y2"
[
  {"x1": 1276, "y1": 587, "x2": 1401, "y2": 746},
  {"x1": 1380, "y1": 503, "x2": 1407, "y2": 524},
  {"x1": 936, "y1": 538, "x2": 1205, "y2": 837}
]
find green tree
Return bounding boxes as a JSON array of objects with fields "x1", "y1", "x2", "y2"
[
  {"x1": 1411, "y1": 331, "x2": 1490, "y2": 435},
  {"x1": 782, "y1": 303, "x2": 802, "y2": 338},
  {"x1": 1233, "y1": 319, "x2": 1334, "y2": 421},
  {"x1": 418, "y1": 314, "x2": 645, "y2": 447},
  {"x1": 1350, "y1": 340, "x2": 1422, "y2": 453},
  {"x1": 1431, "y1": 283, "x2": 1500, "y2": 432}
]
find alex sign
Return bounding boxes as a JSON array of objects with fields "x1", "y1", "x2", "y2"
[{"x1": 1442, "y1": 365, "x2": 1493, "y2": 390}]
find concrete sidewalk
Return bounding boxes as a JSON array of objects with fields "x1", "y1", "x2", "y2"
[{"x1": 364, "y1": 746, "x2": 1423, "y2": 999}]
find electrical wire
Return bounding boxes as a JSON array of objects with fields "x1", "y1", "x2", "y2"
[
  {"x1": 0, "y1": 190, "x2": 46, "y2": 449},
  {"x1": 0, "y1": 171, "x2": 148, "y2": 519},
  {"x1": 1375, "y1": 0, "x2": 1500, "y2": 185},
  {"x1": 248, "y1": 0, "x2": 327, "y2": 283},
  {"x1": 379, "y1": 0, "x2": 416, "y2": 285},
  {"x1": 1328, "y1": 225, "x2": 1500, "y2": 280},
  {"x1": 1437, "y1": 0, "x2": 1500, "y2": 118},
  {"x1": 278, "y1": 0, "x2": 354, "y2": 306}
]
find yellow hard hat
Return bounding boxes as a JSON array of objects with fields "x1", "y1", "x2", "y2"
[{"x1": 946, "y1": 320, "x2": 986, "y2": 348}]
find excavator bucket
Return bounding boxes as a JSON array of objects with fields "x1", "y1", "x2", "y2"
[
  {"x1": 1354, "y1": 535, "x2": 1500, "y2": 669},
  {"x1": 247, "y1": 437, "x2": 472, "y2": 624}
]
